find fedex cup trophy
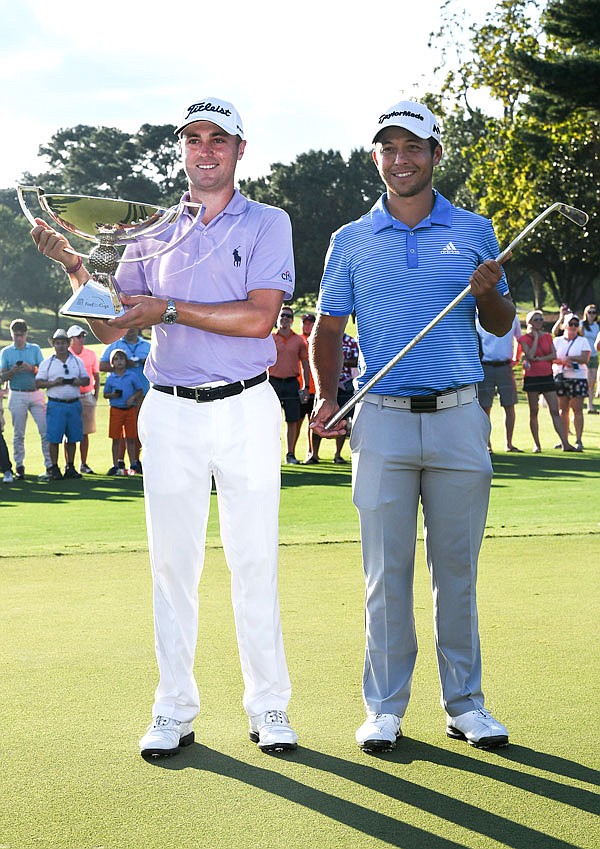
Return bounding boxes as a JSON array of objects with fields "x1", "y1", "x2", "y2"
[{"x1": 17, "y1": 187, "x2": 202, "y2": 320}]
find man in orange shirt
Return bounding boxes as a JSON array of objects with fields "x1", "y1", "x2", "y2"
[{"x1": 269, "y1": 306, "x2": 310, "y2": 463}]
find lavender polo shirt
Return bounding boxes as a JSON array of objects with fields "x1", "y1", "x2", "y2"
[{"x1": 115, "y1": 190, "x2": 295, "y2": 386}]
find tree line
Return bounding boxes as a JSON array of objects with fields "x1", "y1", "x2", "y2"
[{"x1": 1, "y1": 0, "x2": 598, "y2": 320}]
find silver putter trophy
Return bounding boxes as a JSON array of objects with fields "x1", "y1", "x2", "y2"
[{"x1": 17, "y1": 186, "x2": 202, "y2": 320}]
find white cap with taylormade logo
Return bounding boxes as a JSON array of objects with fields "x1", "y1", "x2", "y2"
[
  {"x1": 372, "y1": 100, "x2": 441, "y2": 144},
  {"x1": 175, "y1": 97, "x2": 244, "y2": 139}
]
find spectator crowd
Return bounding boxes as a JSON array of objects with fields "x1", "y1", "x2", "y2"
[{"x1": 1, "y1": 304, "x2": 599, "y2": 484}]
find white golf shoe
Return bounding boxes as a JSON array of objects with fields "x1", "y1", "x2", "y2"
[
  {"x1": 446, "y1": 708, "x2": 509, "y2": 748},
  {"x1": 139, "y1": 715, "x2": 195, "y2": 758},
  {"x1": 356, "y1": 712, "x2": 402, "y2": 752},
  {"x1": 249, "y1": 710, "x2": 298, "y2": 752}
]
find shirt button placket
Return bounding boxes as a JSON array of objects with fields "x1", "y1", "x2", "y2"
[{"x1": 407, "y1": 231, "x2": 418, "y2": 268}]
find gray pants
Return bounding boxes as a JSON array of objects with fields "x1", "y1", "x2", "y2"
[{"x1": 350, "y1": 396, "x2": 492, "y2": 718}]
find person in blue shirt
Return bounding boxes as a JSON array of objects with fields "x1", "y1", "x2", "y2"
[
  {"x1": 0, "y1": 318, "x2": 52, "y2": 480},
  {"x1": 103, "y1": 349, "x2": 144, "y2": 475},
  {"x1": 100, "y1": 328, "x2": 150, "y2": 394},
  {"x1": 100, "y1": 328, "x2": 150, "y2": 472},
  {"x1": 310, "y1": 100, "x2": 514, "y2": 753}
]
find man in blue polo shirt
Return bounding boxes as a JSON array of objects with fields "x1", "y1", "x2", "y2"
[
  {"x1": 0, "y1": 318, "x2": 52, "y2": 480},
  {"x1": 30, "y1": 95, "x2": 297, "y2": 759},
  {"x1": 310, "y1": 100, "x2": 514, "y2": 752}
]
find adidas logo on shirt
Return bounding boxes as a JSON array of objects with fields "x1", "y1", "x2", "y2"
[{"x1": 441, "y1": 241, "x2": 460, "y2": 255}]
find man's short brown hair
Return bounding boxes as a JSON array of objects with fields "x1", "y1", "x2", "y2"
[{"x1": 9, "y1": 319, "x2": 27, "y2": 334}]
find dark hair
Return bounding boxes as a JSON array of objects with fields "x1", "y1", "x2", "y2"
[{"x1": 10, "y1": 319, "x2": 27, "y2": 334}]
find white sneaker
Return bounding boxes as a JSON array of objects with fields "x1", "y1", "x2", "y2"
[
  {"x1": 249, "y1": 710, "x2": 298, "y2": 752},
  {"x1": 2, "y1": 471, "x2": 13, "y2": 484},
  {"x1": 356, "y1": 712, "x2": 402, "y2": 752},
  {"x1": 139, "y1": 715, "x2": 195, "y2": 758},
  {"x1": 446, "y1": 708, "x2": 509, "y2": 748}
]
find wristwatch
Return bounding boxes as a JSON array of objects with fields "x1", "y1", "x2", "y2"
[{"x1": 161, "y1": 298, "x2": 178, "y2": 325}]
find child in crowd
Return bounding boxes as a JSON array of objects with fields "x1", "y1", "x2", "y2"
[{"x1": 103, "y1": 349, "x2": 144, "y2": 475}]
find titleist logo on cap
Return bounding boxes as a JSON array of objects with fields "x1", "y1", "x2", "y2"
[{"x1": 185, "y1": 101, "x2": 232, "y2": 121}]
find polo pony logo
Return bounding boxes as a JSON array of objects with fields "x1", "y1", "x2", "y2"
[{"x1": 232, "y1": 247, "x2": 242, "y2": 267}]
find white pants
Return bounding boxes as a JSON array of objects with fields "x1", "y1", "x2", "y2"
[
  {"x1": 7, "y1": 389, "x2": 51, "y2": 469},
  {"x1": 138, "y1": 381, "x2": 292, "y2": 722}
]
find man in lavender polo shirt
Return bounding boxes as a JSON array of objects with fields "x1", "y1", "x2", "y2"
[{"x1": 30, "y1": 96, "x2": 298, "y2": 758}]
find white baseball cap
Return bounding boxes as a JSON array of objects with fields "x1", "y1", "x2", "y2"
[
  {"x1": 372, "y1": 100, "x2": 442, "y2": 145},
  {"x1": 175, "y1": 97, "x2": 244, "y2": 139},
  {"x1": 67, "y1": 324, "x2": 87, "y2": 338}
]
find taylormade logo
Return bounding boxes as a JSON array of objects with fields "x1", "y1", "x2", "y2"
[{"x1": 379, "y1": 109, "x2": 424, "y2": 125}]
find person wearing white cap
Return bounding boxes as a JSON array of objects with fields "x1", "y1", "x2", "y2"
[
  {"x1": 35, "y1": 329, "x2": 90, "y2": 480},
  {"x1": 310, "y1": 99, "x2": 513, "y2": 752},
  {"x1": 30, "y1": 95, "x2": 298, "y2": 757},
  {"x1": 67, "y1": 325, "x2": 100, "y2": 473}
]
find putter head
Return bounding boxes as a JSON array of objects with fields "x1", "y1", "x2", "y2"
[{"x1": 557, "y1": 204, "x2": 588, "y2": 227}]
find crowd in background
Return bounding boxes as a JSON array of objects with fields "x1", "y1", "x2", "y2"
[{"x1": 1, "y1": 303, "x2": 599, "y2": 484}]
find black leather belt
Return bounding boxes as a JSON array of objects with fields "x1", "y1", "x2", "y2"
[
  {"x1": 153, "y1": 372, "x2": 267, "y2": 403},
  {"x1": 48, "y1": 397, "x2": 79, "y2": 404},
  {"x1": 482, "y1": 360, "x2": 511, "y2": 366}
]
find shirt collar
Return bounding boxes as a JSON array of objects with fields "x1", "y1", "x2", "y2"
[
  {"x1": 182, "y1": 188, "x2": 248, "y2": 222},
  {"x1": 371, "y1": 190, "x2": 452, "y2": 233}
]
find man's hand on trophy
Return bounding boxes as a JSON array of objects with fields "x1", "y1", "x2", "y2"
[
  {"x1": 108, "y1": 294, "x2": 166, "y2": 329},
  {"x1": 31, "y1": 218, "x2": 79, "y2": 271}
]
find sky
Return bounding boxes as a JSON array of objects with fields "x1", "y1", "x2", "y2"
[{"x1": 0, "y1": 0, "x2": 500, "y2": 192}]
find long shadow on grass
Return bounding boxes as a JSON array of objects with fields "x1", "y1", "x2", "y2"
[
  {"x1": 490, "y1": 451, "x2": 600, "y2": 483},
  {"x1": 281, "y1": 463, "x2": 352, "y2": 490},
  {"x1": 0, "y1": 474, "x2": 143, "y2": 506},
  {"x1": 150, "y1": 742, "x2": 588, "y2": 849}
]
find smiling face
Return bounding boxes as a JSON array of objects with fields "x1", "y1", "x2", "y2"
[
  {"x1": 565, "y1": 318, "x2": 580, "y2": 338},
  {"x1": 373, "y1": 127, "x2": 442, "y2": 200},
  {"x1": 180, "y1": 120, "x2": 246, "y2": 202}
]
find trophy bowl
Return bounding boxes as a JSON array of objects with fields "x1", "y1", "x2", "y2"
[{"x1": 18, "y1": 186, "x2": 201, "y2": 320}]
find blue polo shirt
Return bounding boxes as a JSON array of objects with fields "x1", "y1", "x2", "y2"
[
  {"x1": 104, "y1": 369, "x2": 145, "y2": 409},
  {"x1": 100, "y1": 336, "x2": 151, "y2": 394},
  {"x1": 0, "y1": 342, "x2": 44, "y2": 391},
  {"x1": 317, "y1": 191, "x2": 508, "y2": 396}
]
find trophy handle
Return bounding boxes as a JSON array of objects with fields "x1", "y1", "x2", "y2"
[
  {"x1": 17, "y1": 185, "x2": 86, "y2": 261},
  {"x1": 119, "y1": 201, "x2": 204, "y2": 264},
  {"x1": 17, "y1": 185, "x2": 41, "y2": 229}
]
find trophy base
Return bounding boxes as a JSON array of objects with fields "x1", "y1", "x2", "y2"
[{"x1": 60, "y1": 280, "x2": 126, "y2": 320}]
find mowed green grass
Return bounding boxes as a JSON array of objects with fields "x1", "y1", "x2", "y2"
[{"x1": 1, "y1": 371, "x2": 599, "y2": 849}]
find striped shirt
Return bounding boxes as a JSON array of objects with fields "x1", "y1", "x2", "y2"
[{"x1": 317, "y1": 191, "x2": 508, "y2": 396}]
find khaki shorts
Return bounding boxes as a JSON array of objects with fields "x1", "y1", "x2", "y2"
[{"x1": 80, "y1": 393, "x2": 97, "y2": 435}]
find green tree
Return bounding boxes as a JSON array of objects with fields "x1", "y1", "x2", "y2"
[
  {"x1": 514, "y1": 0, "x2": 600, "y2": 116},
  {"x1": 240, "y1": 148, "x2": 382, "y2": 300},
  {"x1": 0, "y1": 205, "x2": 70, "y2": 320}
]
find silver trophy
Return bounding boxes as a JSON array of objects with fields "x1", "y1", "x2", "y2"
[{"x1": 18, "y1": 186, "x2": 202, "y2": 320}]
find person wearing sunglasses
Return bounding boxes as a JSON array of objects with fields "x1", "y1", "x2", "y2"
[
  {"x1": 35, "y1": 329, "x2": 90, "y2": 479},
  {"x1": 581, "y1": 305, "x2": 599, "y2": 413},
  {"x1": 552, "y1": 314, "x2": 591, "y2": 450}
]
